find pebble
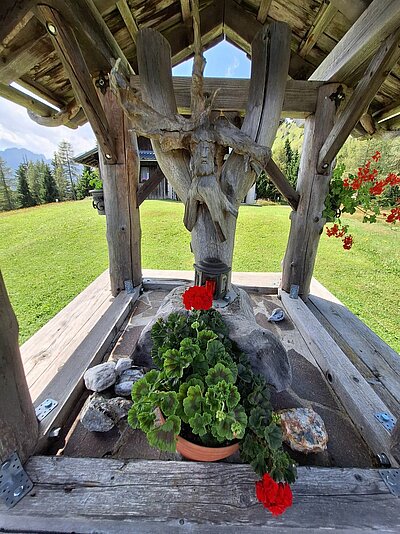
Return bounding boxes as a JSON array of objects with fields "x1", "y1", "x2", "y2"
[
  {"x1": 80, "y1": 393, "x2": 132, "y2": 432},
  {"x1": 279, "y1": 407, "x2": 328, "y2": 453},
  {"x1": 84, "y1": 362, "x2": 117, "y2": 392},
  {"x1": 115, "y1": 358, "x2": 133, "y2": 375},
  {"x1": 114, "y1": 368, "x2": 144, "y2": 397}
]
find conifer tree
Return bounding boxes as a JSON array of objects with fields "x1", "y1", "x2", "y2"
[
  {"x1": 16, "y1": 162, "x2": 35, "y2": 207},
  {"x1": 0, "y1": 157, "x2": 15, "y2": 211},
  {"x1": 42, "y1": 164, "x2": 59, "y2": 203}
]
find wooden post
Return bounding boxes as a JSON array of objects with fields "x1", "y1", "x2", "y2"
[
  {"x1": 99, "y1": 90, "x2": 142, "y2": 296},
  {"x1": 0, "y1": 271, "x2": 38, "y2": 463},
  {"x1": 282, "y1": 83, "x2": 340, "y2": 299},
  {"x1": 391, "y1": 420, "x2": 400, "y2": 463}
]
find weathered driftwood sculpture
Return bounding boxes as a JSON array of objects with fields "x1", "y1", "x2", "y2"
[{"x1": 110, "y1": 7, "x2": 294, "y2": 276}]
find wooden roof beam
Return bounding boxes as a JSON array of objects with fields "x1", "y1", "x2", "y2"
[
  {"x1": 298, "y1": 1, "x2": 339, "y2": 58},
  {"x1": 330, "y1": 0, "x2": 372, "y2": 24},
  {"x1": 318, "y1": 27, "x2": 400, "y2": 173},
  {"x1": 0, "y1": 82, "x2": 57, "y2": 117},
  {"x1": 374, "y1": 100, "x2": 400, "y2": 124},
  {"x1": 224, "y1": 0, "x2": 315, "y2": 80},
  {"x1": 309, "y1": 0, "x2": 400, "y2": 83},
  {"x1": 116, "y1": 0, "x2": 139, "y2": 43},
  {"x1": 130, "y1": 76, "x2": 322, "y2": 118},
  {"x1": 37, "y1": 4, "x2": 117, "y2": 161},
  {"x1": 257, "y1": 0, "x2": 273, "y2": 24},
  {"x1": 180, "y1": 0, "x2": 191, "y2": 25},
  {"x1": 0, "y1": 0, "x2": 36, "y2": 44}
]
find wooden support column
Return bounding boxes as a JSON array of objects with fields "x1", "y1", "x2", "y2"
[
  {"x1": 98, "y1": 90, "x2": 142, "y2": 296},
  {"x1": 282, "y1": 83, "x2": 340, "y2": 298},
  {"x1": 0, "y1": 272, "x2": 38, "y2": 463}
]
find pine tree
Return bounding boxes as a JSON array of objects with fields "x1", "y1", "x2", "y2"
[
  {"x1": 26, "y1": 161, "x2": 43, "y2": 204},
  {"x1": 52, "y1": 153, "x2": 68, "y2": 201},
  {"x1": 76, "y1": 166, "x2": 97, "y2": 199},
  {"x1": 42, "y1": 164, "x2": 59, "y2": 203},
  {"x1": 0, "y1": 157, "x2": 15, "y2": 211},
  {"x1": 16, "y1": 162, "x2": 35, "y2": 208},
  {"x1": 56, "y1": 141, "x2": 79, "y2": 200}
]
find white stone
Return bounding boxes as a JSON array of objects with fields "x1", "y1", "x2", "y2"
[
  {"x1": 114, "y1": 369, "x2": 144, "y2": 397},
  {"x1": 115, "y1": 358, "x2": 133, "y2": 375},
  {"x1": 279, "y1": 407, "x2": 328, "y2": 453},
  {"x1": 84, "y1": 362, "x2": 116, "y2": 392}
]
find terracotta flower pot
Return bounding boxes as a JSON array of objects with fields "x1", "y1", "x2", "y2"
[{"x1": 158, "y1": 410, "x2": 239, "y2": 461}]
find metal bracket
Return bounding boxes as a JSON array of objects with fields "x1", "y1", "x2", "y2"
[
  {"x1": 35, "y1": 398, "x2": 58, "y2": 421},
  {"x1": 289, "y1": 284, "x2": 299, "y2": 299},
  {"x1": 374, "y1": 412, "x2": 396, "y2": 432},
  {"x1": 213, "y1": 288, "x2": 239, "y2": 309},
  {"x1": 0, "y1": 453, "x2": 33, "y2": 509},
  {"x1": 380, "y1": 469, "x2": 400, "y2": 497}
]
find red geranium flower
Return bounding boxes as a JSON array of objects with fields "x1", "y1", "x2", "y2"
[
  {"x1": 255, "y1": 473, "x2": 293, "y2": 515},
  {"x1": 182, "y1": 280, "x2": 216, "y2": 310}
]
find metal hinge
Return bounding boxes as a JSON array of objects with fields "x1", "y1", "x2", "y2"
[
  {"x1": 374, "y1": 412, "x2": 396, "y2": 432},
  {"x1": 380, "y1": 469, "x2": 400, "y2": 497},
  {"x1": 0, "y1": 452, "x2": 33, "y2": 508},
  {"x1": 35, "y1": 398, "x2": 58, "y2": 421}
]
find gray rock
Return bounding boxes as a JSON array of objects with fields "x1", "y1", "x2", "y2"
[
  {"x1": 114, "y1": 368, "x2": 144, "y2": 397},
  {"x1": 84, "y1": 362, "x2": 116, "y2": 392},
  {"x1": 132, "y1": 285, "x2": 291, "y2": 392},
  {"x1": 80, "y1": 393, "x2": 132, "y2": 432},
  {"x1": 115, "y1": 358, "x2": 133, "y2": 375},
  {"x1": 268, "y1": 308, "x2": 285, "y2": 322},
  {"x1": 279, "y1": 407, "x2": 328, "y2": 453}
]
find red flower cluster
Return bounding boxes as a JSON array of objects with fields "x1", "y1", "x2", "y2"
[
  {"x1": 386, "y1": 206, "x2": 400, "y2": 224},
  {"x1": 369, "y1": 173, "x2": 400, "y2": 196},
  {"x1": 371, "y1": 150, "x2": 381, "y2": 162},
  {"x1": 326, "y1": 224, "x2": 353, "y2": 250},
  {"x1": 255, "y1": 473, "x2": 293, "y2": 515},
  {"x1": 344, "y1": 160, "x2": 378, "y2": 190},
  {"x1": 182, "y1": 280, "x2": 216, "y2": 311}
]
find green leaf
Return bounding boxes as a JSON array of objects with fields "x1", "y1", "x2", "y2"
[
  {"x1": 164, "y1": 348, "x2": 191, "y2": 379},
  {"x1": 225, "y1": 384, "x2": 240, "y2": 410},
  {"x1": 159, "y1": 391, "x2": 178, "y2": 416},
  {"x1": 248, "y1": 406, "x2": 271, "y2": 438},
  {"x1": 229, "y1": 405, "x2": 247, "y2": 439},
  {"x1": 127, "y1": 405, "x2": 139, "y2": 429},
  {"x1": 205, "y1": 363, "x2": 234, "y2": 386},
  {"x1": 131, "y1": 378, "x2": 150, "y2": 402},
  {"x1": 138, "y1": 410, "x2": 157, "y2": 433},
  {"x1": 144, "y1": 369, "x2": 160, "y2": 385},
  {"x1": 264, "y1": 423, "x2": 283, "y2": 450},
  {"x1": 180, "y1": 337, "x2": 200, "y2": 359},
  {"x1": 147, "y1": 415, "x2": 181, "y2": 453},
  {"x1": 212, "y1": 413, "x2": 235, "y2": 441},
  {"x1": 189, "y1": 412, "x2": 212, "y2": 436},
  {"x1": 183, "y1": 384, "x2": 204, "y2": 418},
  {"x1": 197, "y1": 329, "x2": 218, "y2": 348},
  {"x1": 206, "y1": 339, "x2": 226, "y2": 363}
]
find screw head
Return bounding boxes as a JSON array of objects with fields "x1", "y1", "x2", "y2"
[
  {"x1": 322, "y1": 162, "x2": 329, "y2": 169},
  {"x1": 13, "y1": 485, "x2": 24, "y2": 497}
]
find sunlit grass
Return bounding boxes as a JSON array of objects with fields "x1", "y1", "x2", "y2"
[{"x1": 0, "y1": 199, "x2": 398, "y2": 352}]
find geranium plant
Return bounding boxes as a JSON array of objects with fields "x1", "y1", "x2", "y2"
[
  {"x1": 128, "y1": 284, "x2": 296, "y2": 515},
  {"x1": 324, "y1": 151, "x2": 400, "y2": 250}
]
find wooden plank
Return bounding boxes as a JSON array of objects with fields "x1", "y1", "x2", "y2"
[
  {"x1": 116, "y1": 0, "x2": 139, "y2": 43},
  {"x1": 375, "y1": 99, "x2": 400, "y2": 123},
  {"x1": 281, "y1": 84, "x2": 339, "y2": 297},
  {"x1": 281, "y1": 290, "x2": 398, "y2": 466},
  {"x1": 34, "y1": 286, "x2": 140, "y2": 451},
  {"x1": 257, "y1": 0, "x2": 273, "y2": 24},
  {"x1": 37, "y1": 5, "x2": 117, "y2": 163},
  {"x1": 264, "y1": 159, "x2": 300, "y2": 210},
  {"x1": 308, "y1": 278, "x2": 400, "y2": 411},
  {"x1": 98, "y1": 89, "x2": 142, "y2": 294},
  {"x1": 309, "y1": 0, "x2": 400, "y2": 83},
  {"x1": 0, "y1": 82, "x2": 56, "y2": 117},
  {"x1": 317, "y1": 27, "x2": 400, "y2": 172},
  {"x1": 0, "y1": 0, "x2": 35, "y2": 44},
  {"x1": 330, "y1": 0, "x2": 372, "y2": 23},
  {"x1": 130, "y1": 76, "x2": 321, "y2": 118},
  {"x1": 1, "y1": 456, "x2": 399, "y2": 532},
  {"x1": 298, "y1": 2, "x2": 339, "y2": 58},
  {"x1": 0, "y1": 271, "x2": 38, "y2": 463},
  {"x1": 137, "y1": 167, "x2": 164, "y2": 206},
  {"x1": 180, "y1": 0, "x2": 191, "y2": 24}
]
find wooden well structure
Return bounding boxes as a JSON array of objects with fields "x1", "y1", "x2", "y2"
[{"x1": 1, "y1": 0, "x2": 400, "y2": 531}]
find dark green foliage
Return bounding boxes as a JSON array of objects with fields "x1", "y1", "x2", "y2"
[
  {"x1": 128, "y1": 308, "x2": 296, "y2": 484},
  {"x1": 16, "y1": 163, "x2": 35, "y2": 208},
  {"x1": 42, "y1": 164, "x2": 59, "y2": 203},
  {"x1": 76, "y1": 166, "x2": 95, "y2": 200},
  {"x1": 0, "y1": 157, "x2": 16, "y2": 211}
]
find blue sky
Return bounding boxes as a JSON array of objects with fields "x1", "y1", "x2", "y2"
[{"x1": 0, "y1": 41, "x2": 250, "y2": 159}]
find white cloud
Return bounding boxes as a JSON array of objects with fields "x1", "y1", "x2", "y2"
[
  {"x1": 225, "y1": 56, "x2": 240, "y2": 77},
  {"x1": 0, "y1": 97, "x2": 95, "y2": 159}
]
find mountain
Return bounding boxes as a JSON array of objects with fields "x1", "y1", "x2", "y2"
[{"x1": 0, "y1": 147, "x2": 52, "y2": 173}]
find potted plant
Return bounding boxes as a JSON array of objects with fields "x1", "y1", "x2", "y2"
[{"x1": 128, "y1": 283, "x2": 297, "y2": 515}]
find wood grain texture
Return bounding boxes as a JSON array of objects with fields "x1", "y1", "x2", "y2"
[
  {"x1": 0, "y1": 271, "x2": 38, "y2": 463},
  {"x1": 130, "y1": 76, "x2": 321, "y2": 117},
  {"x1": 310, "y1": 0, "x2": 400, "y2": 83},
  {"x1": 317, "y1": 26, "x2": 400, "y2": 172},
  {"x1": 36, "y1": 5, "x2": 117, "y2": 162},
  {"x1": 281, "y1": 84, "x2": 339, "y2": 297},
  {"x1": 1, "y1": 456, "x2": 399, "y2": 532},
  {"x1": 0, "y1": 0, "x2": 35, "y2": 44},
  {"x1": 308, "y1": 278, "x2": 400, "y2": 414},
  {"x1": 137, "y1": 167, "x2": 165, "y2": 206},
  {"x1": 298, "y1": 2, "x2": 339, "y2": 58},
  {"x1": 257, "y1": 0, "x2": 273, "y2": 24},
  {"x1": 0, "y1": 82, "x2": 55, "y2": 117},
  {"x1": 99, "y1": 89, "x2": 142, "y2": 294},
  {"x1": 116, "y1": 0, "x2": 139, "y2": 42},
  {"x1": 281, "y1": 290, "x2": 398, "y2": 466}
]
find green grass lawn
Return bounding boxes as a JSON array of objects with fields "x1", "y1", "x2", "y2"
[{"x1": 1, "y1": 198, "x2": 399, "y2": 352}]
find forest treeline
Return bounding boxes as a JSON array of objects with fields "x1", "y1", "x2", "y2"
[{"x1": 0, "y1": 140, "x2": 99, "y2": 211}]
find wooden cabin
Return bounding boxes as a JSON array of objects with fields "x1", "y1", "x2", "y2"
[{"x1": 1, "y1": 0, "x2": 400, "y2": 531}]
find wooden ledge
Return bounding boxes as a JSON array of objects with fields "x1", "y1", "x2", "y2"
[{"x1": 0, "y1": 456, "x2": 398, "y2": 532}]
